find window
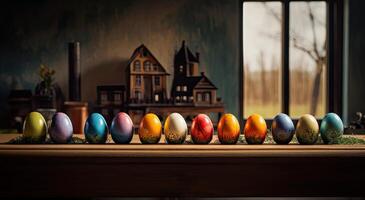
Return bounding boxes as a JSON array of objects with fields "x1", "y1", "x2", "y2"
[
  {"x1": 100, "y1": 91, "x2": 108, "y2": 104},
  {"x1": 154, "y1": 94, "x2": 159, "y2": 102},
  {"x1": 205, "y1": 92, "x2": 210, "y2": 102},
  {"x1": 189, "y1": 96, "x2": 194, "y2": 102},
  {"x1": 113, "y1": 93, "x2": 121, "y2": 104},
  {"x1": 144, "y1": 61, "x2": 151, "y2": 71},
  {"x1": 179, "y1": 65, "x2": 183, "y2": 72},
  {"x1": 182, "y1": 85, "x2": 187, "y2": 92},
  {"x1": 155, "y1": 76, "x2": 160, "y2": 86},
  {"x1": 183, "y1": 96, "x2": 187, "y2": 102},
  {"x1": 153, "y1": 64, "x2": 158, "y2": 71},
  {"x1": 135, "y1": 90, "x2": 142, "y2": 100},
  {"x1": 176, "y1": 86, "x2": 181, "y2": 92},
  {"x1": 197, "y1": 93, "x2": 202, "y2": 102},
  {"x1": 176, "y1": 96, "x2": 181, "y2": 101},
  {"x1": 134, "y1": 60, "x2": 141, "y2": 71},
  {"x1": 241, "y1": 0, "x2": 340, "y2": 119},
  {"x1": 243, "y1": 2, "x2": 282, "y2": 118},
  {"x1": 136, "y1": 75, "x2": 141, "y2": 86}
]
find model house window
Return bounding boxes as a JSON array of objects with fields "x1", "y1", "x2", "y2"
[
  {"x1": 242, "y1": 0, "x2": 340, "y2": 118},
  {"x1": 135, "y1": 91, "x2": 142, "y2": 100},
  {"x1": 134, "y1": 60, "x2": 141, "y2": 71},
  {"x1": 176, "y1": 86, "x2": 181, "y2": 92},
  {"x1": 182, "y1": 85, "x2": 187, "y2": 92},
  {"x1": 153, "y1": 64, "x2": 158, "y2": 71},
  {"x1": 144, "y1": 61, "x2": 151, "y2": 71},
  {"x1": 183, "y1": 96, "x2": 187, "y2": 102},
  {"x1": 197, "y1": 93, "x2": 202, "y2": 102},
  {"x1": 179, "y1": 65, "x2": 183, "y2": 72},
  {"x1": 189, "y1": 96, "x2": 194, "y2": 102},
  {"x1": 155, "y1": 76, "x2": 160, "y2": 86},
  {"x1": 100, "y1": 91, "x2": 108, "y2": 104},
  {"x1": 114, "y1": 93, "x2": 121, "y2": 104},
  {"x1": 176, "y1": 96, "x2": 181, "y2": 101},
  {"x1": 205, "y1": 93, "x2": 210, "y2": 102},
  {"x1": 136, "y1": 75, "x2": 142, "y2": 86},
  {"x1": 154, "y1": 94, "x2": 159, "y2": 102}
]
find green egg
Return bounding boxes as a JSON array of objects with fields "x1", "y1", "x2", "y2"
[
  {"x1": 295, "y1": 114, "x2": 319, "y2": 145},
  {"x1": 23, "y1": 112, "x2": 47, "y2": 143}
]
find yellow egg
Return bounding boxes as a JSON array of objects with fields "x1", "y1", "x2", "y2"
[
  {"x1": 139, "y1": 113, "x2": 162, "y2": 144},
  {"x1": 23, "y1": 112, "x2": 47, "y2": 143}
]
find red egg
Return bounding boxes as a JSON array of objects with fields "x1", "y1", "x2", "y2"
[{"x1": 191, "y1": 114, "x2": 214, "y2": 144}]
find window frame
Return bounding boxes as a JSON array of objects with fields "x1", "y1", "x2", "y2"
[{"x1": 239, "y1": 0, "x2": 343, "y2": 124}]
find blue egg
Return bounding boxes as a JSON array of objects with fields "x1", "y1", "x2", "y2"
[
  {"x1": 320, "y1": 113, "x2": 344, "y2": 144},
  {"x1": 84, "y1": 113, "x2": 108, "y2": 144},
  {"x1": 271, "y1": 113, "x2": 295, "y2": 144}
]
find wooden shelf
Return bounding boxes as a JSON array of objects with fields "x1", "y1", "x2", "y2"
[{"x1": 0, "y1": 134, "x2": 365, "y2": 198}]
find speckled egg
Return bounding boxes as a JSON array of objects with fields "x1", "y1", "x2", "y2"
[
  {"x1": 164, "y1": 113, "x2": 187, "y2": 144},
  {"x1": 244, "y1": 114, "x2": 267, "y2": 144},
  {"x1": 271, "y1": 113, "x2": 295, "y2": 144},
  {"x1": 218, "y1": 113, "x2": 240, "y2": 144},
  {"x1": 84, "y1": 113, "x2": 108, "y2": 144},
  {"x1": 49, "y1": 112, "x2": 73, "y2": 144},
  {"x1": 295, "y1": 114, "x2": 319, "y2": 145},
  {"x1": 320, "y1": 113, "x2": 344, "y2": 144},
  {"x1": 139, "y1": 113, "x2": 162, "y2": 144},
  {"x1": 110, "y1": 112, "x2": 134, "y2": 144},
  {"x1": 23, "y1": 112, "x2": 47, "y2": 143},
  {"x1": 191, "y1": 114, "x2": 214, "y2": 144}
]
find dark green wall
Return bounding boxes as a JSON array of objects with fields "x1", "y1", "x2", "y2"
[{"x1": 0, "y1": 0, "x2": 240, "y2": 127}]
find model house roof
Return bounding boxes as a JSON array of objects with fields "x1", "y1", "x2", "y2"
[
  {"x1": 175, "y1": 40, "x2": 199, "y2": 63},
  {"x1": 126, "y1": 44, "x2": 169, "y2": 75}
]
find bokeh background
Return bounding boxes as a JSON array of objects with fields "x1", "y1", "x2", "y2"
[{"x1": 0, "y1": 0, "x2": 364, "y2": 128}]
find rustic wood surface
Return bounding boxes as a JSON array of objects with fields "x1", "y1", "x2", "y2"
[{"x1": 0, "y1": 134, "x2": 364, "y2": 198}]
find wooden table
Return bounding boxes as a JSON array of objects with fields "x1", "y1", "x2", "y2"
[{"x1": 0, "y1": 134, "x2": 364, "y2": 198}]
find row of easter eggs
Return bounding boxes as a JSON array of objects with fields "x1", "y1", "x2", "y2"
[{"x1": 22, "y1": 111, "x2": 344, "y2": 144}]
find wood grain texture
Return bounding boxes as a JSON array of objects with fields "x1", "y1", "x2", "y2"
[{"x1": 0, "y1": 134, "x2": 365, "y2": 197}]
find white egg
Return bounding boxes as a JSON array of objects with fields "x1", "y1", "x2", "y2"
[{"x1": 164, "y1": 113, "x2": 187, "y2": 144}]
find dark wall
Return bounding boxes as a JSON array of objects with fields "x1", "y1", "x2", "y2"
[
  {"x1": 0, "y1": 0, "x2": 240, "y2": 127},
  {"x1": 345, "y1": 0, "x2": 365, "y2": 124}
]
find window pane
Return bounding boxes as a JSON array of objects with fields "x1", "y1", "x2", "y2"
[
  {"x1": 289, "y1": 1, "x2": 327, "y2": 117},
  {"x1": 243, "y1": 2, "x2": 282, "y2": 118}
]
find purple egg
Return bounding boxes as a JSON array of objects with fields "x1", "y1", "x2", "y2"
[
  {"x1": 49, "y1": 112, "x2": 73, "y2": 143},
  {"x1": 110, "y1": 112, "x2": 134, "y2": 144}
]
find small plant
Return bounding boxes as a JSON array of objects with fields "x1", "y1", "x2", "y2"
[{"x1": 36, "y1": 64, "x2": 56, "y2": 96}]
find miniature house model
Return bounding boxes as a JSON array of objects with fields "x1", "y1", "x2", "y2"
[
  {"x1": 171, "y1": 41, "x2": 218, "y2": 105},
  {"x1": 126, "y1": 45, "x2": 169, "y2": 103}
]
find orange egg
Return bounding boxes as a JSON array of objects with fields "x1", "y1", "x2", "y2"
[
  {"x1": 138, "y1": 113, "x2": 162, "y2": 144},
  {"x1": 244, "y1": 114, "x2": 267, "y2": 144},
  {"x1": 218, "y1": 113, "x2": 240, "y2": 144}
]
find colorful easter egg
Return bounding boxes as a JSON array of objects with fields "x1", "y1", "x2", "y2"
[
  {"x1": 218, "y1": 113, "x2": 240, "y2": 144},
  {"x1": 49, "y1": 112, "x2": 73, "y2": 144},
  {"x1": 191, "y1": 114, "x2": 214, "y2": 144},
  {"x1": 295, "y1": 114, "x2": 319, "y2": 145},
  {"x1": 23, "y1": 111, "x2": 47, "y2": 143},
  {"x1": 139, "y1": 113, "x2": 162, "y2": 144},
  {"x1": 244, "y1": 114, "x2": 267, "y2": 144},
  {"x1": 110, "y1": 112, "x2": 134, "y2": 144},
  {"x1": 320, "y1": 113, "x2": 344, "y2": 144},
  {"x1": 164, "y1": 113, "x2": 187, "y2": 144},
  {"x1": 84, "y1": 113, "x2": 108, "y2": 144},
  {"x1": 271, "y1": 113, "x2": 295, "y2": 144}
]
